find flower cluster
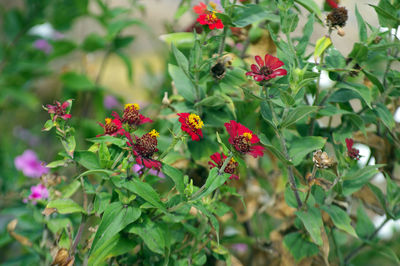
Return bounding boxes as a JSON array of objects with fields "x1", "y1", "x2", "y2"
[
  {"x1": 178, "y1": 113, "x2": 204, "y2": 141},
  {"x1": 193, "y1": 2, "x2": 224, "y2": 30},
  {"x1": 15, "y1": 150, "x2": 48, "y2": 178},
  {"x1": 45, "y1": 100, "x2": 72, "y2": 122},
  {"x1": 24, "y1": 184, "x2": 49, "y2": 204},
  {"x1": 345, "y1": 138, "x2": 360, "y2": 160}
]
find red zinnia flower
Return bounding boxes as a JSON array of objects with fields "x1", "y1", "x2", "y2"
[
  {"x1": 224, "y1": 120, "x2": 264, "y2": 158},
  {"x1": 113, "y1": 103, "x2": 152, "y2": 126},
  {"x1": 97, "y1": 117, "x2": 125, "y2": 137},
  {"x1": 193, "y1": 2, "x2": 224, "y2": 30},
  {"x1": 45, "y1": 100, "x2": 72, "y2": 121},
  {"x1": 326, "y1": 0, "x2": 339, "y2": 9},
  {"x1": 246, "y1": 54, "x2": 287, "y2": 82},
  {"x1": 126, "y1": 130, "x2": 162, "y2": 170},
  {"x1": 208, "y1": 152, "x2": 239, "y2": 180},
  {"x1": 345, "y1": 138, "x2": 360, "y2": 160},
  {"x1": 177, "y1": 113, "x2": 204, "y2": 141}
]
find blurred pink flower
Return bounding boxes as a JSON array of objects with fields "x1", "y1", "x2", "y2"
[
  {"x1": 25, "y1": 184, "x2": 49, "y2": 204},
  {"x1": 104, "y1": 95, "x2": 120, "y2": 109},
  {"x1": 133, "y1": 164, "x2": 165, "y2": 178},
  {"x1": 15, "y1": 150, "x2": 49, "y2": 178},
  {"x1": 34, "y1": 39, "x2": 52, "y2": 54},
  {"x1": 231, "y1": 243, "x2": 248, "y2": 253}
]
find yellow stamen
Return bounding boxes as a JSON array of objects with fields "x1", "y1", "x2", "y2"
[
  {"x1": 231, "y1": 157, "x2": 236, "y2": 163},
  {"x1": 243, "y1": 132, "x2": 253, "y2": 140},
  {"x1": 210, "y1": 1, "x2": 217, "y2": 10},
  {"x1": 105, "y1": 118, "x2": 112, "y2": 124},
  {"x1": 125, "y1": 103, "x2": 140, "y2": 110},
  {"x1": 188, "y1": 114, "x2": 204, "y2": 129},
  {"x1": 149, "y1": 129, "x2": 159, "y2": 138}
]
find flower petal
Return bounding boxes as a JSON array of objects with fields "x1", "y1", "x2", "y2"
[
  {"x1": 250, "y1": 64, "x2": 260, "y2": 73},
  {"x1": 255, "y1": 55, "x2": 264, "y2": 67},
  {"x1": 254, "y1": 75, "x2": 265, "y2": 82}
]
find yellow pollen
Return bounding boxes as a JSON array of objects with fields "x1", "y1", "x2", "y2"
[
  {"x1": 210, "y1": 1, "x2": 217, "y2": 10},
  {"x1": 231, "y1": 158, "x2": 236, "y2": 163},
  {"x1": 125, "y1": 103, "x2": 140, "y2": 110},
  {"x1": 105, "y1": 118, "x2": 112, "y2": 124},
  {"x1": 243, "y1": 132, "x2": 253, "y2": 140},
  {"x1": 188, "y1": 114, "x2": 204, "y2": 129},
  {"x1": 149, "y1": 129, "x2": 159, "y2": 138}
]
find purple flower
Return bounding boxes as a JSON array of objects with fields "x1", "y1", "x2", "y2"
[
  {"x1": 104, "y1": 95, "x2": 120, "y2": 110},
  {"x1": 231, "y1": 243, "x2": 248, "y2": 253},
  {"x1": 24, "y1": 184, "x2": 49, "y2": 204},
  {"x1": 34, "y1": 39, "x2": 52, "y2": 54},
  {"x1": 15, "y1": 150, "x2": 49, "y2": 178},
  {"x1": 132, "y1": 164, "x2": 165, "y2": 178}
]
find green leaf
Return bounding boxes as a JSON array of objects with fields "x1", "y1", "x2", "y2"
[
  {"x1": 191, "y1": 168, "x2": 230, "y2": 201},
  {"x1": 87, "y1": 135, "x2": 126, "y2": 147},
  {"x1": 370, "y1": 1, "x2": 399, "y2": 28},
  {"x1": 74, "y1": 151, "x2": 100, "y2": 170},
  {"x1": 295, "y1": 0, "x2": 322, "y2": 18},
  {"x1": 128, "y1": 220, "x2": 166, "y2": 255},
  {"x1": 368, "y1": 183, "x2": 389, "y2": 215},
  {"x1": 280, "y1": 106, "x2": 319, "y2": 128},
  {"x1": 297, "y1": 15, "x2": 314, "y2": 56},
  {"x1": 314, "y1": 36, "x2": 331, "y2": 62},
  {"x1": 339, "y1": 82, "x2": 372, "y2": 108},
  {"x1": 281, "y1": 12, "x2": 299, "y2": 33},
  {"x1": 46, "y1": 159, "x2": 68, "y2": 168},
  {"x1": 99, "y1": 142, "x2": 111, "y2": 168},
  {"x1": 82, "y1": 33, "x2": 106, "y2": 52},
  {"x1": 159, "y1": 32, "x2": 195, "y2": 49},
  {"x1": 232, "y1": 5, "x2": 279, "y2": 27},
  {"x1": 193, "y1": 203, "x2": 221, "y2": 244},
  {"x1": 374, "y1": 103, "x2": 395, "y2": 130},
  {"x1": 348, "y1": 43, "x2": 368, "y2": 62},
  {"x1": 321, "y1": 205, "x2": 357, "y2": 237},
  {"x1": 168, "y1": 64, "x2": 196, "y2": 103},
  {"x1": 280, "y1": 90, "x2": 295, "y2": 106},
  {"x1": 362, "y1": 70, "x2": 384, "y2": 93},
  {"x1": 76, "y1": 169, "x2": 114, "y2": 180},
  {"x1": 295, "y1": 207, "x2": 323, "y2": 245},
  {"x1": 386, "y1": 173, "x2": 400, "y2": 211},
  {"x1": 356, "y1": 204, "x2": 375, "y2": 239},
  {"x1": 124, "y1": 179, "x2": 166, "y2": 211},
  {"x1": 288, "y1": 136, "x2": 326, "y2": 166},
  {"x1": 260, "y1": 101, "x2": 277, "y2": 128},
  {"x1": 60, "y1": 180, "x2": 81, "y2": 198},
  {"x1": 42, "y1": 120, "x2": 55, "y2": 132},
  {"x1": 259, "y1": 134, "x2": 292, "y2": 165},
  {"x1": 171, "y1": 43, "x2": 189, "y2": 73},
  {"x1": 88, "y1": 235, "x2": 135, "y2": 266},
  {"x1": 116, "y1": 51, "x2": 133, "y2": 82},
  {"x1": 283, "y1": 232, "x2": 319, "y2": 262},
  {"x1": 162, "y1": 164, "x2": 185, "y2": 195},
  {"x1": 374, "y1": 245, "x2": 400, "y2": 264},
  {"x1": 355, "y1": 6, "x2": 368, "y2": 42},
  {"x1": 51, "y1": 40, "x2": 77, "y2": 58},
  {"x1": 194, "y1": 95, "x2": 227, "y2": 108},
  {"x1": 61, "y1": 72, "x2": 95, "y2": 91},
  {"x1": 61, "y1": 135, "x2": 76, "y2": 158},
  {"x1": 107, "y1": 19, "x2": 146, "y2": 40},
  {"x1": 342, "y1": 165, "x2": 383, "y2": 196},
  {"x1": 46, "y1": 199, "x2": 85, "y2": 214},
  {"x1": 90, "y1": 202, "x2": 141, "y2": 255},
  {"x1": 94, "y1": 192, "x2": 112, "y2": 214}
]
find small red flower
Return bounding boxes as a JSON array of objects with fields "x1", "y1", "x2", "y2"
[
  {"x1": 97, "y1": 118, "x2": 125, "y2": 137},
  {"x1": 46, "y1": 100, "x2": 72, "y2": 121},
  {"x1": 224, "y1": 120, "x2": 264, "y2": 158},
  {"x1": 194, "y1": 2, "x2": 224, "y2": 30},
  {"x1": 345, "y1": 138, "x2": 360, "y2": 160},
  {"x1": 113, "y1": 103, "x2": 152, "y2": 126},
  {"x1": 177, "y1": 113, "x2": 204, "y2": 141},
  {"x1": 326, "y1": 0, "x2": 339, "y2": 9},
  {"x1": 246, "y1": 54, "x2": 287, "y2": 82},
  {"x1": 208, "y1": 152, "x2": 239, "y2": 180},
  {"x1": 126, "y1": 130, "x2": 162, "y2": 170}
]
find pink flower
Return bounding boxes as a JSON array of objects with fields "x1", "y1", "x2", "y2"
[
  {"x1": 45, "y1": 100, "x2": 72, "y2": 121},
  {"x1": 34, "y1": 39, "x2": 52, "y2": 54},
  {"x1": 15, "y1": 150, "x2": 49, "y2": 178},
  {"x1": 25, "y1": 184, "x2": 49, "y2": 204},
  {"x1": 345, "y1": 138, "x2": 361, "y2": 160},
  {"x1": 208, "y1": 152, "x2": 239, "y2": 180},
  {"x1": 104, "y1": 95, "x2": 120, "y2": 110},
  {"x1": 246, "y1": 54, "x2": 287, "y2": 82},
  {"x1": 133, "y1": 164, "x2": 165, "y2": 178}
]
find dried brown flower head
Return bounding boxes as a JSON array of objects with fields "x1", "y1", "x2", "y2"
[
  {"x1": 313, "y1": 150, "x2": 335, "y2": 168},
  {"x1": 326, "y1": 7, "x2": 348, "y2": 28}
]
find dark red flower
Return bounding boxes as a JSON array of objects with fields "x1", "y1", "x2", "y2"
[
  {"x1": 246, "y1": 54, "x2": 287, "y2": 82},
  {"x1": 113, "y1": 103, "x2": 152, "y2": 126},
  {"x1": 224, "y1": 120, "x2": 264, "y2": 158},
  {"x1": 97, "y1": 118, "x2": 125, "y2": 137},
  {"x1": 194, "y1": 2, "x2": 224, "y2": 30},
  {"x1": 208, "y1": 152, "x2": 239, "y2": 180},
  {"x1": 46, "y1": 100, "x2": 72, "y2": 121},
  {"x1": 177, "y1": 113, "x2": 204, "y2": 141},
  {"x1": 126, "y1": 130, "x2": 162, "y2": 170},
  {"x1": 345, "y1": 138, "x2": 360, "y2": 160},
  {"x1": 326, "y1": 0, "x2": 339, "y2": 9}
]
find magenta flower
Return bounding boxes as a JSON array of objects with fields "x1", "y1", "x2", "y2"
[
  {"x1": 15, "y1": 150, "x2": 49, "y2": 178},
  {"x1": 231, "y1": 243, "x2": 248, "y2": 253},
  {"x1": 104, "y1": 95, "x2": 120, "y2": 110},
  {"x1": 34, "y1": 39, "x2": 52, "y2": 54},
  {"x1": 25, "y1": 184, "x2": 49, "y2": 204},
  {"x1": 246, "y1": 54, "x2": 287, "y2": 82},
  {"x1": 133, "y1": 164, "x2": 165, "y2": 178}
]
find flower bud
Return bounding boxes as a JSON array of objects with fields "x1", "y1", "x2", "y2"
[
  {"x1": 162, "y1": 92, "x2": 170, "y2": 105},
  {"x1": 337, "y1": 28, "x2": 345, "y2": 36}
]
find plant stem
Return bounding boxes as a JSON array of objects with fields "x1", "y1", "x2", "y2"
[
  {"x1": 308, "y1": 52, "x2": 325, "y2": 136},
  {"x1": 344, "y1": 218, "x2": 389, "y2": 264},
  {"x1": 286, "y1": 31, "x2": 300, "y2": 67}
]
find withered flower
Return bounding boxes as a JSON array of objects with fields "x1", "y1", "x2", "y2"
[
  {"x1": 326, "y1": 7, "x2": 348, "y2": 28},
  {"x1": 313, "y1": 150, "x2": 335, "y2": 168}
]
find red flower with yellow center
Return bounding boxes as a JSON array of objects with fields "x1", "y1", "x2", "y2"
[
  {"x1": 208, "y1": 152, "x2": 239, "y2": 180},
  {"x1": 177, "y1": 113, "x2": 204, "y2": 141},
  {"x1": 126, "y1": 130, "x2": 162, "y2": 170},
  {"x1": 246, "y1": 54, "x2": 287, "y2": 82},
  {"x1": 193, "y1": 2, "x2": 224, "y2": 30},
  {"x1": 224, "y1": 120, "x2": 264, "y2": 158},
  {"x1": 97, "y1": 118, "x2": 125, "y2": 137},
  {"x1": 45, "y1": 100, "x2": 72, "y2": 121},
  {"x1": 345, "y1": 138, "x2": 360, "y2": 160},
  {"x1": 112, "y1": 103, "x2": 152, "y2": 126}
]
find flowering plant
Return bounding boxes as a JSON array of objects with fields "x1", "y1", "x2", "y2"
[{"x1": 2, "y1": 0, "x2": 400, "y2": 265}]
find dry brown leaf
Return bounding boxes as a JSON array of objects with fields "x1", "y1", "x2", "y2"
[
  {"x1": 320, "y1": 227, "x2": 330, "y2": 266},
  {"x1": 42, "y1": 208, "x2": 57, "y2": 216}
]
